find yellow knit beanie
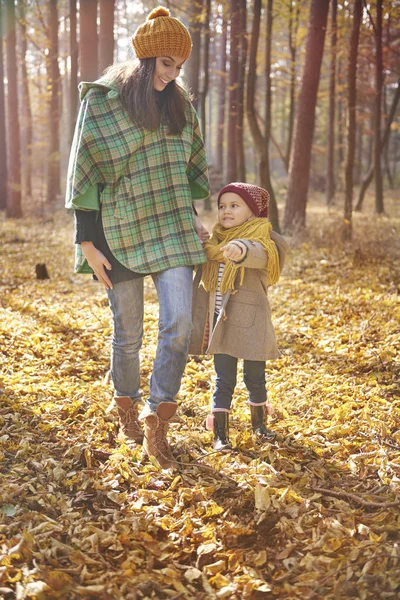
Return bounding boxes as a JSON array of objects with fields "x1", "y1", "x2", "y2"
[{"x1": 132, "y1": 7, "x2": 192, "y2": 61}]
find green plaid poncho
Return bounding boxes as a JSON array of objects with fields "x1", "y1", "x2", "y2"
[{"x1": 65, "y1": 77, "x2": 210, "y2": 274}]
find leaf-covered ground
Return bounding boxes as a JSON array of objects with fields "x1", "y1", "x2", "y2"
[{"x1": 1, "y1": 196, "x2": 399, "y2": 600}]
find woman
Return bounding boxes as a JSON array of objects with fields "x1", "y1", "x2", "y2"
[{"x1": 65, "y1": 7, "x2": 210, "y2": 470}]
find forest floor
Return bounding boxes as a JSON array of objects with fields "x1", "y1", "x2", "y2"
[{"x1": 0, "y1": 192, "x2": 399, "y2": 600}]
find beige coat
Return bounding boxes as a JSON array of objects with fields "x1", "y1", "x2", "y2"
[{"x1": 189, "y1": 231, "x2": 289, "y2": 361}]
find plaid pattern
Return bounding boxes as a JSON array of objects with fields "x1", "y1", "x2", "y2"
[{"x1": 65, "y1": 79, "x2": 209, "y2": 274}]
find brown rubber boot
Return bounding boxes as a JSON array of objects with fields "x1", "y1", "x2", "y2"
[
  {"x1": 140, "y1": 402, "x2": 178, "y2": 470},
  {"x1": 115, "y1": 396, "x2": 143, "y2": 443}
]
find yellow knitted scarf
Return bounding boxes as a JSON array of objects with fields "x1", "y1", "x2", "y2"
[{"x1": 201, "y1": 218, "x2": 280, "y2": 294}]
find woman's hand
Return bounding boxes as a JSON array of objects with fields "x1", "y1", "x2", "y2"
[
  {"x1": 220, "y1": 241, "x2": 246, "y2": 262},
  {"x1": 194, "y1": 216, "x2": 210, "y2": 245},
  {"x1": 81, "y1": 241, "x2": 113, "y2": 290}
]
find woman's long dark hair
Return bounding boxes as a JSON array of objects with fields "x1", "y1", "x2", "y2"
[{"x1": 105, "y1": 59, "x2": 188, "y2": 135}]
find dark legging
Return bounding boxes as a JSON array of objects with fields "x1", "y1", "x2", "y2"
[{"x1": 212, "y1": 354, "x2": 267, "y2": 411}]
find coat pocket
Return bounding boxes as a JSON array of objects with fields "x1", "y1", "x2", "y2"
[{"x1": 225, "y1": 289, "x2": 260, "y2": 328}]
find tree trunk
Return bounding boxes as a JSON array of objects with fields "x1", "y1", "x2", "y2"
[
  {"x1": 216, "y1": 9, "x2": 227, "y2": 176},
  {"x1": 283, "y1": 0, "x2": 330, "y2": 233},
  {"x1": 247, "y1": 0, "x2": 280, "y2": 232},
  {"x1": 99, "y1": 0, "x2": 114, "y2": 74},
  {"x1": 6, "y1": 0, "x2": 22, "y2": 218},
  {"x1": 185, "y1": 0, "x2": 202, "y2": 111},
  {"x1": 70, "y1": 0, "x2": 78, "y2": 143},
  {"x1": 382, "y1": 82, "x2": 393, "y2": 189},
  {"x1": 263, "y1": 0, "x2": 279, "y2": 230},
  {"x1": 0, "y1": 2, "x2": 7, "y2": 211},
  {"x1": 236, "y1": 0, "x2": 247, "y2": 182},
  {"x1": 374, "y1": 0, "x2": 383, "y2": 213},
  {"x1": 336, "y1": 56, "x2": 345, "y2": 178},
  {"x1": 285, "y1": 0, "x2": 300, "y2": 170},
  {"x1": 226, "y1": 0, "x2": 240, "y2": 183},
  {"x1": 326, "y1": 0, "x2": 337, "y2": 206},
  {"x1": 343, "y1": 0, "x2": 362, "y2": 241},
  {"x1": 198, "y1": 0, "x2": 210, "y2": 141},
  {"x1": 355, "y1": 76, "x2": 400, "y2": 211},
  {"x1": 46, "y1": 0, "x2": 61, "y2": 205},
  {"x1": 80, "y1": 0, "x2": 98, "y2": 81},
  {"x1": 19, "y1": 0, "x2": 32, "y2": 199},
  {"x1": 355, "y1": 116, "x2": 363, "y2": 186},
  {"x1": 200, "y1": 0, "x2": 211, "y2": 210}
]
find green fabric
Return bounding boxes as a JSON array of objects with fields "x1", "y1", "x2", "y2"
[
  {"x1": 65, "y1": 77, "x2": 210, "y2": 274},
  {"x1": 73, "y1": 184, "x2": 99, "y2": 211}
]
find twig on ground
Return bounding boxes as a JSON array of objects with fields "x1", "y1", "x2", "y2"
[{"x1": 311, "y1": 486, "x2": 400, "y2": 508}]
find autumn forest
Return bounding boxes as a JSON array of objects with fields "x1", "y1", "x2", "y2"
[{"x1": 0, "y1": 0, "x2": 399, "y2": 599}]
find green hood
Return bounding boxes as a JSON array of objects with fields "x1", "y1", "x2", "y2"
[{"x1": 79, "y1": 76, "x2": 119, "y2": 102}]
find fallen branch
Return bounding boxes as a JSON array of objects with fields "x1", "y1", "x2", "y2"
[{"x1": 311, "y1": 486, "x2": 400, "y2": 508}]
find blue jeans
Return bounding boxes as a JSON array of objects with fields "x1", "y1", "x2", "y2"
[
  {"x1": 212, "y1": 354, "x2": 267, "y2": 411},
  {"x1": 107, "y1": 266, "x2": 193, "y2": 412}
]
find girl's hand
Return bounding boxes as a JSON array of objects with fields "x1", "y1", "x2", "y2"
[
  {"x1": 194, "y1": 216, "x2": 210, "y2": 245},
  {"x1": 81, "y1": 242, "x2": 113, "y2": 290},
  {"x1": 221, "y1": 241, "x2": 246, "y2": 262}
]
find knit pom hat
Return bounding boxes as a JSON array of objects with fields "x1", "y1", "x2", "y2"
[
  {"x1": 218, "y1": 182, "x2": 270, "y2": 218},
  {"x1": 132, "y1": 7, "x2": 192, "y2": 61}
]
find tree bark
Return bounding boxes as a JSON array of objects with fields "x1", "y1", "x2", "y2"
[
  {"x1": 99, "y1": 0, "x2": 114, "y2": 74},
  {"x1": 185, "y1": 0, "x2": 202, "y2": 111},
  {"x1": 0, "y1": 1, "x2": 7, "y2": 211},
  {"x1": 6, "y1": 0, "x2": 22, "y2": 218},
  {"x1": 80, "y1": 0, "x2": 98, "y2": 81},
  {"x1": 19, "y1": 0, "x2": 33, "y2": 199},
  {"x1": 355, "y1": 76, "x2": 400, "y2": 211},
  {"x1": 326, "y1": 0, "x2": 337, "y2": 206},
  {"x1": 263, "y1": 0, "x2": 279, "y2": 230},
  {"x1": 236, "y1": 0, "x2": 247, "y2": 182},
  {"x1": 343, "y1": 0, "x2": 362, "y2": 242},
  {"x1": 216, "y1": 8, "x2": 227, "y2": 176},
  {"x1": 374, "y1": 0, "x2": 384, "y2": 213},
  {"x1": 247, "y1": 0, "x2": 280, "y2": 232},
  {"x1": 382, "y1": 85, "x2": 393, "y2": 189},
  {"x1": 70, "y1": 0, "x2": 78, "y2": 143},
  {"x1": 286, "y1": 0, "x2": 300, "y2": 170},
  {"x1": 283, "y1": 0, "x2": 330, "y2": 233},
  {"x1": 226, "y1": 0, "x2": 240, "y2": 183},
  {"x1": 46, "y1": 0, "x2": 61, "y2": 205},
  {"x1": 198, "y1": 0, "x2": 210, "y2": 141}
]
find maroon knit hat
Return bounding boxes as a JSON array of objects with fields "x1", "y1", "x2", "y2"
[{"x1": 218, "y1": 182, "x2": 270, "y2": 218}]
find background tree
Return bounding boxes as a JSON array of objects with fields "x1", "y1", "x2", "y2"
[
  {"x1": 46, "y1": 0, "x2": 61, "y2": 205},
  {"x1": 374, "y1": 0, "x2": 383, "y2": 213},
  {"x1": 0, "y1": 0, "x2": 7, "y2": 211},
  {"x1": 215, "y1": 6, "x2": 227, "y2": 178},
  {"x1": 283, "y1": 0, "x2": 330, "y2": 232},
  {"x1": 80, "y1": 0, "x2": 98, "y2": 81},
  {"x1": 343, "y1": 0, "x2": 362, "y2": 241},
  {"x1": 247, "y1": 0, "x2": 279, "y2": 232},
  {"x1": 5, "y1": 0, "x2": 22, "y2": 218},
  {"x1": 286, "y1": 0, "x2": 300, "y2": 170},
  {"x1": 69, "y1": 0, "x2": 78, "y2": 142},
  {"x1": 236, "y1": 0, "x2": 247, "y2": 182},
  {"x1": 18, "y1": 0, "x2": 32, "y2": 199},
  {"x1": 326, "y1": 0, "x2": 337, "y2": 206},
  {"x1": 226, "y1": 0, "x2": 240, "y2": 183},
  {"x1": 99, "y1": 0, "x2": 115, "y2": 74},
  {"x1": 185, "y1": 0, "x2": 202, "y2": 110}
]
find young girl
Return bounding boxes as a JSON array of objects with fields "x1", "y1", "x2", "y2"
[
  {"x1": 190, "y1": 182, "x2": 288, "y2": 450},
  {"x1": 65, "y1": 7, "x2": 210, "y2": 470}
]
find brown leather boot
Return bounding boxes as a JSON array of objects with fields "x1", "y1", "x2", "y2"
[
  {"x1": 115, "y1": 396, "x2": 143, "y2": 443},
  {"x1": 140, "y1": 402, "x2": 178, "y2": 470}
]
